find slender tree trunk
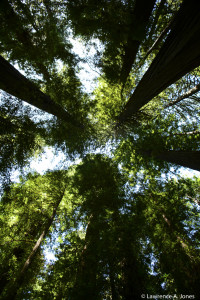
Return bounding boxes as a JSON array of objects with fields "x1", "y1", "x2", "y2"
[
  {"x1": 165, "y1": 83, "x2": 200, "y2": 108},
  {"x1": 159, "y1": 211, "x2": 200, "y2": 296},
  {"x1": 2, "y1": 190, "x2": 66, "y2": 300},
  {"x1": 109, "y1": 263, "x2": 119, "y2": 300},
  {"x1": 139, "y1": 17, "x2": 173, "y2": 69},
  {"x1": 147, "y1": 0, "x2": 167, "y2": 43},
  {"x1": 150, "y1": 195, "x2": 191, "y2": 252},
  {"x1": 117, "y1": 0, "x2": 200, "y2": 124},
  {"x1": 120, "y1": 0, "x2": 156, "y2": 84},
  {"x1": 186, "y1": 195, "x2": 200, "y2": 205},
  {"x1": 167, "y1": 130, "x2": 200, "y2": 136},
  {"x1": 161, "y1": 213, "x2": 189, "y2": 251},
  {"x1": 0, "y1": 55, "x2": 83, "y2": 129}
]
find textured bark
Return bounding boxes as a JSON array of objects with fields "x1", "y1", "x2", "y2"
[
  {"x1": 0, "y1": 55, "x2": 84, "y2": 128},
  {"x1": 120, "y1": 0, "x2": 156, "y2": 84},
  {"x1": 118, "y1": 0, "x2": 200, "y2": 124}
]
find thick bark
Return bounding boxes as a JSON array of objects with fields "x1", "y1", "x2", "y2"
[
  {"x1": 120, "y1": 0, "x2": 156, "y2": 84},
  {"x1": 165, "y1": 83, "x2": 200, "y2": 108},
  {"x1": 2, "y1": 190, "x2": 66, "y2": 300},
  {"x1": 118, "y1": 0, "x2": 200, "y2": 124},
  {"x1": 0, "y1": 55, "x2": 83, "y2": 128}
]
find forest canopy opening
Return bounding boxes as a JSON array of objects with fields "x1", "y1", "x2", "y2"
[{"x1": 0, "y1": 0, "x2": 200, "y2": 299}]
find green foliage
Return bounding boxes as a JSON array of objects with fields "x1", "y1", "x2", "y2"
[
  {"x1": 0, "y1": 0, "x2": 75, "y2": 80},
  {"x1": 1, "y1": 0, "x2": 200, "y2": 299},
  {"x1": 0, "y1": 93, "x2": 46, "y2": 188},
  {"x1": 0, "y1": 170, "x2": 68, "y2": 298}
]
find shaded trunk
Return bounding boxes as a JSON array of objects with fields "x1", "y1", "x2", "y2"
[
  {"x1": 120, "y1": 0, "x2": 156, "y2": 84},
  {"x1": 155, "y1": 150, "x2": 200, "y2": 172},
  {"x1": 118, "y1": 0, "x2": 200, "y2": 124},
  {"x1": 0, "y1": 55, "x2": 83, "y2": 129},
  {"x1": 109, "y1": 264, "x2": 119, "y2": 300},
  {"x1": 143, "y1": 150, "x2": 200, "y2": 172},
  {"x1": 0, "y1": 246, "x2": 25, "y2": 296},
  {"x1": 121, "y1": 247, "x2": 146, "y2": 299},
  {"x1": 161, "y1": 213, "x2": 189, "y2": 252},
  {"x1": 159, "y1": 211, "x2": 200, "y2": 297},
  {"x1": 139, "y1": 16, "x2": 173, "y2": 70},
  {"x1": 2, "y1": 190, "x2": 66, "y2": 300},
  {"x1": 72, "y1": 213, "x2": 99, "y2": 299}
]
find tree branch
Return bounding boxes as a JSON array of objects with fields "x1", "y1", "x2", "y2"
[{"x1": 165, "y1": 83, "x2": 200, "y2": 108}]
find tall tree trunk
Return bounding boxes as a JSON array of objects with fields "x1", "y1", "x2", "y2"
[
  {"x1": 2, "y1": 190, "x2": 66, "y2": 300},
  {"x1": 0, "y1": 55, "x2": 84, "y2": 129},
  {"x1": 139, "y1": 17, "x2": 173, "y2": 70},
  {"x1": 72, "y1": 213, "x2": 100, "y2": 299},
  {"x1": 147, "y1": 0, "x2": 167, "y2": 44},
  {"x1": 109, "y1": 262, "x2": 119, "y2": 300},
  {"x1": 117, "y1": 0, "x2": 200, "y2": 124},
  {"x1": 120, "y1": 0, "x2": 156, "y2": 84},
  {"x1": 161, "y1": 213, "x2": 189, "y2": 252},
  {"x1": 121, "y1": 245, "x2": 146, "y2": 299},
  {"x1": 155, "y1": 150, "x2": 200, "y2": 172},
  {"x1": 142, "y1": 150, "x2": 200, "y2": 171},
  {"x1": 159, "y1": 211, "x2": 200, "y2": 297}
]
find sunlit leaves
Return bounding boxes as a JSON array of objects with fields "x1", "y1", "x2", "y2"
[{"x1": 1, "y1": 0, "x2": 200, "y2": 298}]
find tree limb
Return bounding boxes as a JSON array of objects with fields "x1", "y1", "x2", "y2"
[{"x1": 165, "y1": 83, "x2": 200, "y2": 108}]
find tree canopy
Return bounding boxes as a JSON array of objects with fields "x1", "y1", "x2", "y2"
[{"x1": 0, "y1": 0, "x2": 200, "y2": 299}]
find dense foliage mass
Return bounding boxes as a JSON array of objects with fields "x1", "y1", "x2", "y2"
[{"x1": 0, "y1": 0, "x2": 200, "y2": 299}]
